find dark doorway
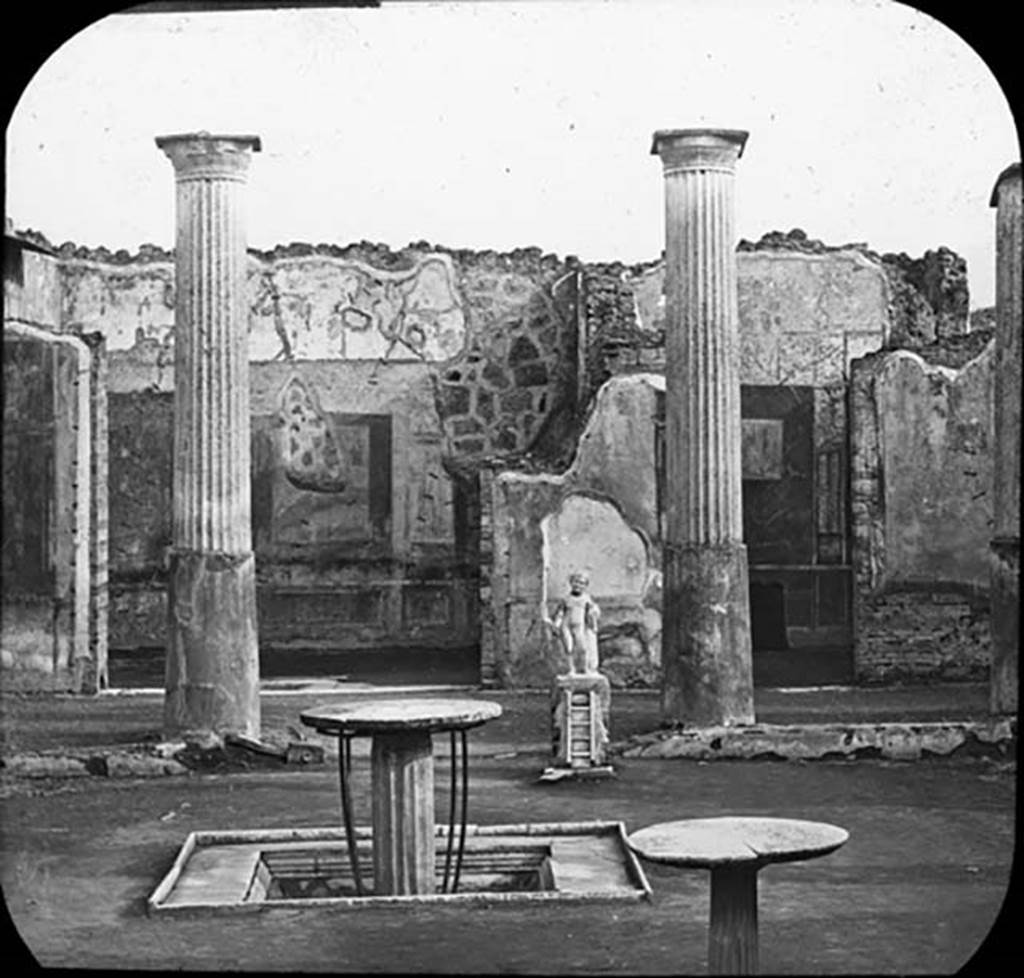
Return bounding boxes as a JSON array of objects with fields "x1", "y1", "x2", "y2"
[
  {"x1": 654, "y1": 385, "x2": 854, "y2": 687},
  {"x1": 750, "y1": 581, "x2": 788, "y2": 650}
]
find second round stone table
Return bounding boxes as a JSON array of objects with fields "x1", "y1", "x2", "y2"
[
  {"x1": 628, "y1": 816, "x2": 849, "y2": 975},
  {"x1": 301, "y1": 697, "x2": 502, "y2": 897}
]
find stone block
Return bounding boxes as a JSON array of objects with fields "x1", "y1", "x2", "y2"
[
  {"x1": 493, "y1": 429, "x2": 517, "y2": 452},
  {"x1": 454, "y1": 436, "x2": 486, "y2": 454},
  {"x1": 152, "y1": 740, "x2": 187, "y2": 759},
  {"x1": 438, "y1": 384, "x2": 471, "y2": 417},
  {"x1": 508, "y1": 335, "x2": 540, "y2": 366},
  {"x1": 476, "y1": 388, "x2": 495, "y2": 421},
  {"x1": 106, "y1": 753, "x2": 189, "y2": 777},
  {"x1": 285, "y1": 742, "x2": 325, "y2": 765},
  {"x1": 513, "y1": 362, "x2": 549, "y2": 387},
  {"x1": 482, "y1": 362, "x2": 510, "y2": 389},
  {"x1": 451, "y1": 417, "x2": 484, "y2": 436},
  {"x1": 500, "y1": 389, "x2": 533, "y2": 412},
  {"x1": 3, "y1": 754, "x2": 91, "y2": 778},
  {"x1": 620, "y1": 721, "x2": 1012, "y2": 762}
]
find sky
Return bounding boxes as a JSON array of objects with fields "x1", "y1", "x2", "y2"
[{"x1": 5, "y1": 0, "x2": 1019, "y2": 307}]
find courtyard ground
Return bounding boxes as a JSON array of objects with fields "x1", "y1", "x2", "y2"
[{"x1": 0, "y1": 681, "x2": 1017, "y2": 973}]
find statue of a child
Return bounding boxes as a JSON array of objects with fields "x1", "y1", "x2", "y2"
[{"x1": 547, "y1": 571, "x2": 601, "y2": 675}]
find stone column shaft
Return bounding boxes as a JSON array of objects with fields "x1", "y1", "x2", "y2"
[
  {"x1": 709, "y1": 864, "x2": 759, "y2": 975},
  {"x1": 663, "y1": 167, "x2": 744, "y2": 541},
  {"x1": 989, "y1": 162, "x2": 1021, "y2": 715},
  {"x1": 371, "y1": 732, "x2": 436, "y2": 895},
  {"x1": 174, "y1": 178, "x2": 251, "y2": 552},
  {"x1": 157, "y1": 132, "x2": 262, "y2": 740},
  {"x1": 653, "y1": 129, "x2": 754, "y2": 727}
]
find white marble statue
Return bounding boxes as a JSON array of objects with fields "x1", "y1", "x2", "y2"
[{"x1": 547, "y1": 571, "x2": 601, "y2": 675}]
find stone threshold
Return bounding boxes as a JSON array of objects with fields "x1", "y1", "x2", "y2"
[{"x1": 613, "y1": 719, "x2": 1017, "y2": 761}]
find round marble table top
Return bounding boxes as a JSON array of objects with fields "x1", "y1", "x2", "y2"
[
  {"x1": 300, "y1": 697, "x2": 503, "y2": 736},
  {"x1": 627, "y1": 816, "x2": 849, "y2": 868}
]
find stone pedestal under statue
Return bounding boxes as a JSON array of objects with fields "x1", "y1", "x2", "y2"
[
  {"x1": 541, "y1": 673, "x2": 614, "y2": 781},
  {"x1": 541, "y1": 572, "x2": 614, "y2": 781}
]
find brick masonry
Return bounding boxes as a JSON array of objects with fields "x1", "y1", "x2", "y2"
[{"x1": 854, "y1": 588, "x2": 991, "y2": 683}]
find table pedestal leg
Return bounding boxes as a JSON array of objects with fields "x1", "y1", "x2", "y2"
[
  {"x1": 371, "y1": 730, "x2": 435, "y2": 895},
  {"x1": 708, "y1": 864, "x2": 759, "y2": 975}
]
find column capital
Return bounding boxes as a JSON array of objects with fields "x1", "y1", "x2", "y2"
[
  {"x1": 990, "y1": 162, "x2": 1021, "y2": 207},
  {"x1": 651, "y1": 128, "x2": 748, "y2": 175},
  {"x1": 156, "y1": 132, "x2": 261, "y2": 182}
]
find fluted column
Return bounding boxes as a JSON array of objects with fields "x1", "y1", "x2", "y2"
[
  {"x1": 371, "y1": 733, "x2": 436, "y2": 895},
  {"x1": 989, "y1": 162, "x2": 1021, "y2": 715},
  {"x1": 653, "y1": 129, "x2": 754, "y2": 726},
  {"x1": 156, "y1": 132, "x2": 262, "y2": 740}
]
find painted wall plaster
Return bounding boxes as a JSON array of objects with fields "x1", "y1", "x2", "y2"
[
  {"x1": 106, "y1": 358, "x2": 467, "y2": 650},
  {"x1": 8, "y1": 226, "x2": 995, "y2": 689},
  {"x1": 851, "y1": 344, "x2": 995, "y2": 682},
  {"x1": 77, "y1": 240, "x2": 574, "y2": 653},
  {"x1": 627, "y1": 249, "x2": 889, "y2": 386},
  {"x1": 877, "y1": 348, "x2": 993, "y2": 588},
  {"x1": 61, "y1": 251, "x2": 466, "y2": 363}
]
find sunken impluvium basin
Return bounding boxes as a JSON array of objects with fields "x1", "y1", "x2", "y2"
[{"x1": 148, "y1": 822, "x2": 651, "y2": 913}]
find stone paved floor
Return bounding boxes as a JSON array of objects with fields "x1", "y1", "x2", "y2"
[{"x1": 0, "y1": 683, "x2": 1016, "y2": 973}]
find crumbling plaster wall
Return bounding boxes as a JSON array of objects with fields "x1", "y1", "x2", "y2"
[
  {"x1": 555, "y1": 232, "x2": 983, "y2": 688},
  {"x1": 508, "y1": 243, "x2": 891, "y2": 687},
  {"x1": 624, "y1": 245, "x2": 889, "y2": 386},
  {"x1": 486, "y1": 373, "x2": 664, "y2": 688},
  {"x1": 850, "y1": 345, "x2": 994, "y2": 682},
  {"x1": 587, "y1": 229, "x2": 970, "y2": 395},
  {"x1": 60, "y1": 241, "x2": 578, "y2": 461}
]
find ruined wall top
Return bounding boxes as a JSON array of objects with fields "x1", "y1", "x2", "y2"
[
  {"x1": 11, "y1": 223, "x2": 974, "y2": 368},
  {"x1": 736, "y1": 227, "x2": 969, "y2": 341},
  {"x1": 13, "y1": 227, "x2": 581, "y2": 277}
]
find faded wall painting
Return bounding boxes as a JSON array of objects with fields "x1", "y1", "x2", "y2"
[
  {"x1": 875, "y1": 349, "x2": 993, "y2": 588},
  {"x1": 249, "y1": 254, "x2": 466, "y2": 362},
  {"x1": 628, "y1": 249, "x2": 888, "y2": 385},
  {"x1": 252, "y1": 377, "x2": 391, "y2": 555},
  {"x1": 62, "y1": 251, "x2": 467, "y2": 363}
]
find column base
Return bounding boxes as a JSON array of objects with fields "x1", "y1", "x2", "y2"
[
  {"x1": 662, "y1": 542, "x2": 755, "y2": 726},
  {"x1": 164, "y1": 549, "x2": 261, "y2": 741}
]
